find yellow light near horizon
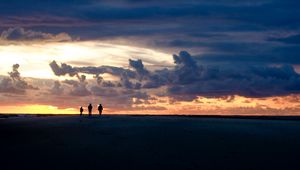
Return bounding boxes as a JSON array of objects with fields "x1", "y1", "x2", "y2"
[{"x1": 0, "y1": 105, "x2": 77, "y2": 114}]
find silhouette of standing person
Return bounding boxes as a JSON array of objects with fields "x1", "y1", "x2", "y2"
[
  {"x1": 80, "y1": 106, "x2": 83, "y2": 116},
  {"x1": 98, "y1": 104, "x2": 103, "y2": 116},
  {"x1": 88, "y1": 103, "x2": 93, "y2": 116}
]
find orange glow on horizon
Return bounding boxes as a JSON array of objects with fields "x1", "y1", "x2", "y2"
[
  {"x1": 1, "y1": 95, "x2": 300, "y2": 115},
  {"x1": 0, "y1": 104, "x2": 77, "y2": 114}
]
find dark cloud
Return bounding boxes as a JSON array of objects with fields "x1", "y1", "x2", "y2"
[
  {"x1": 156, "y1": 38, "x2": 300, "y2": 65},
  {"x1": 50, "y1": 60, "x2": 136, "y2": 78},
  {"x1": 50, "y1": 61, "x2": 78, "y2": 77},
  {"x1": 1, "y1": 0, "x2": 299, "y2": 69},
  {"x1": 2, "y1": 0, "x2": 296, "y2": 29},
  {"x1": 268, "y1": 34, "x2": 300, "y2": 45},
  {"x1": 50, "y1": 60, "x2": 140, "y2": 89},
  {"x1": 119, "y1": 72, "x2": 141, "y2": 89},
  {"x1": 165, "y1": 51, "x2": 300, "y2": 100},
  {"x1": 0, "y1": 64, "x2": 38, "y2": 94},
  {"x1": 0, "y1": 27, "x2": 72, "y2": 42},
  {"x1": 49, "y1": 61, "x2": 91, "y2": 96},
  {"x1": 172, "y1": 51, "x2": 199, "y2": 84},
  {"x1": 167, "y1": 64, "x2": 300, "y2": 100},
  {"x1": 129, "y1": 59, "x2": 149, "y2": 80},
  {"x1": 50, "y1": 51, "x2": 300, "y2": 102}
]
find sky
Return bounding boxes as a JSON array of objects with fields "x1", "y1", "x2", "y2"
[{"x1": 1, "y1": 0, "x2": 300, "y2": 115}]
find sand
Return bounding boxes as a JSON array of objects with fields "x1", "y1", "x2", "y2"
[{"x1": 1, "y1": 115, "x2": 300, "y2": 170}]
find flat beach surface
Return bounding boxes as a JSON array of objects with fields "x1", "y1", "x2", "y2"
[{"x1": 1, "y1": 115, "x2": 300, "y2": 170}]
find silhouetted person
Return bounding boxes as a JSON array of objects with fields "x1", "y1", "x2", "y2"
[
  {"x1": 80, "y1": 106, "x2": 83, "y2": 116},
  {"x1": 98, "y1": 104, "x2": 103, "y2": 116},
  {"x1": 88, "y1": 103, "x2": 93, "y2": 116}
]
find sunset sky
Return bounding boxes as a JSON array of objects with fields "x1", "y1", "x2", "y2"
[{"x1": 1, "y1": 0, "x2": 300, "y2": 115}]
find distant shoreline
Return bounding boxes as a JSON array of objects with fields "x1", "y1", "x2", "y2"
[{"x1": 1, "y1": 113, "x2": 300, "y2": 121}]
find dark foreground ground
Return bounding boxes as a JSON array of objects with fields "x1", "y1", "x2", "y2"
[{"x1": 1, "y1": 115, "x2": 300, "y2": 170}]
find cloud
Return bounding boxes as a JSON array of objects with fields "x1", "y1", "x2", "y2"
[
  {"x1": 0, "y1": 64, "x2": 38, "y2": 94},
  {"x1": 90, "y1": 86, "x2": 151, "y2": 109},
  {"x1": 129, "y1": 59, "x2": 149, "y2": 80},
  {"x1": 119, "y1": 72, "x2": 141, "y2": 89},
  {"x1": 0, "y1": 27, "x2": 72, "y2": 42},
  {"x1": 49, "y1": 61, "x2": 91, "y2": 96},
  {"x1": 268, "y1": 34, "x2": 300, "y2": 45},
  {"x1": 50, "y1": 60, "x2": 136, "y2": 78},
  {"x1": 49, "y1": 61, "x2": 78, "y2": 77},
  {"x1": 0, "y1": 78, "x2": 25, "y2": 94},
  {"x1": 1, "y1": 0, "x2": 299, "y2": 69},
  {"x1": 102, "y1": 81, "x2": 117, "y2": 87},
  {"x1": 166, "y1": 52, "x2": 300, "y2": 100},
  {"x1": 1, "y1": 0, "x2": 300, "y2": 114},
  {"x1": 50, "y1": 81, "x2": 64, "y2": 95},
  {"x1": 62, "y1": 75, "x2": 91, "y2": 96},
  {"x1": 50, "y1": 59, "x2": 158, "y2": 108},
  {"x1": 90, "y1": 86, "x2": 120, "y2": 97},
  {"x1": 172, "y1": 51, "x2": 199, "y2": 84},
  {"x1": 50, "y1": 60, "x2": 140, "y2": 89},
  {"x1": 49, "y1": 51, "x2": 300, "y2": 102}
]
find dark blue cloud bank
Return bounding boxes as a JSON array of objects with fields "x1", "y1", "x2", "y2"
[
  {"x1": 1, "y1": 0, "x2": 300, "y2": 100},
  {"x1": 50, "y1": 51, "x2": 300, "y2": 101},
  {"x1": 1, "y1": 0, "x2": 299, "y2": 62}
]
